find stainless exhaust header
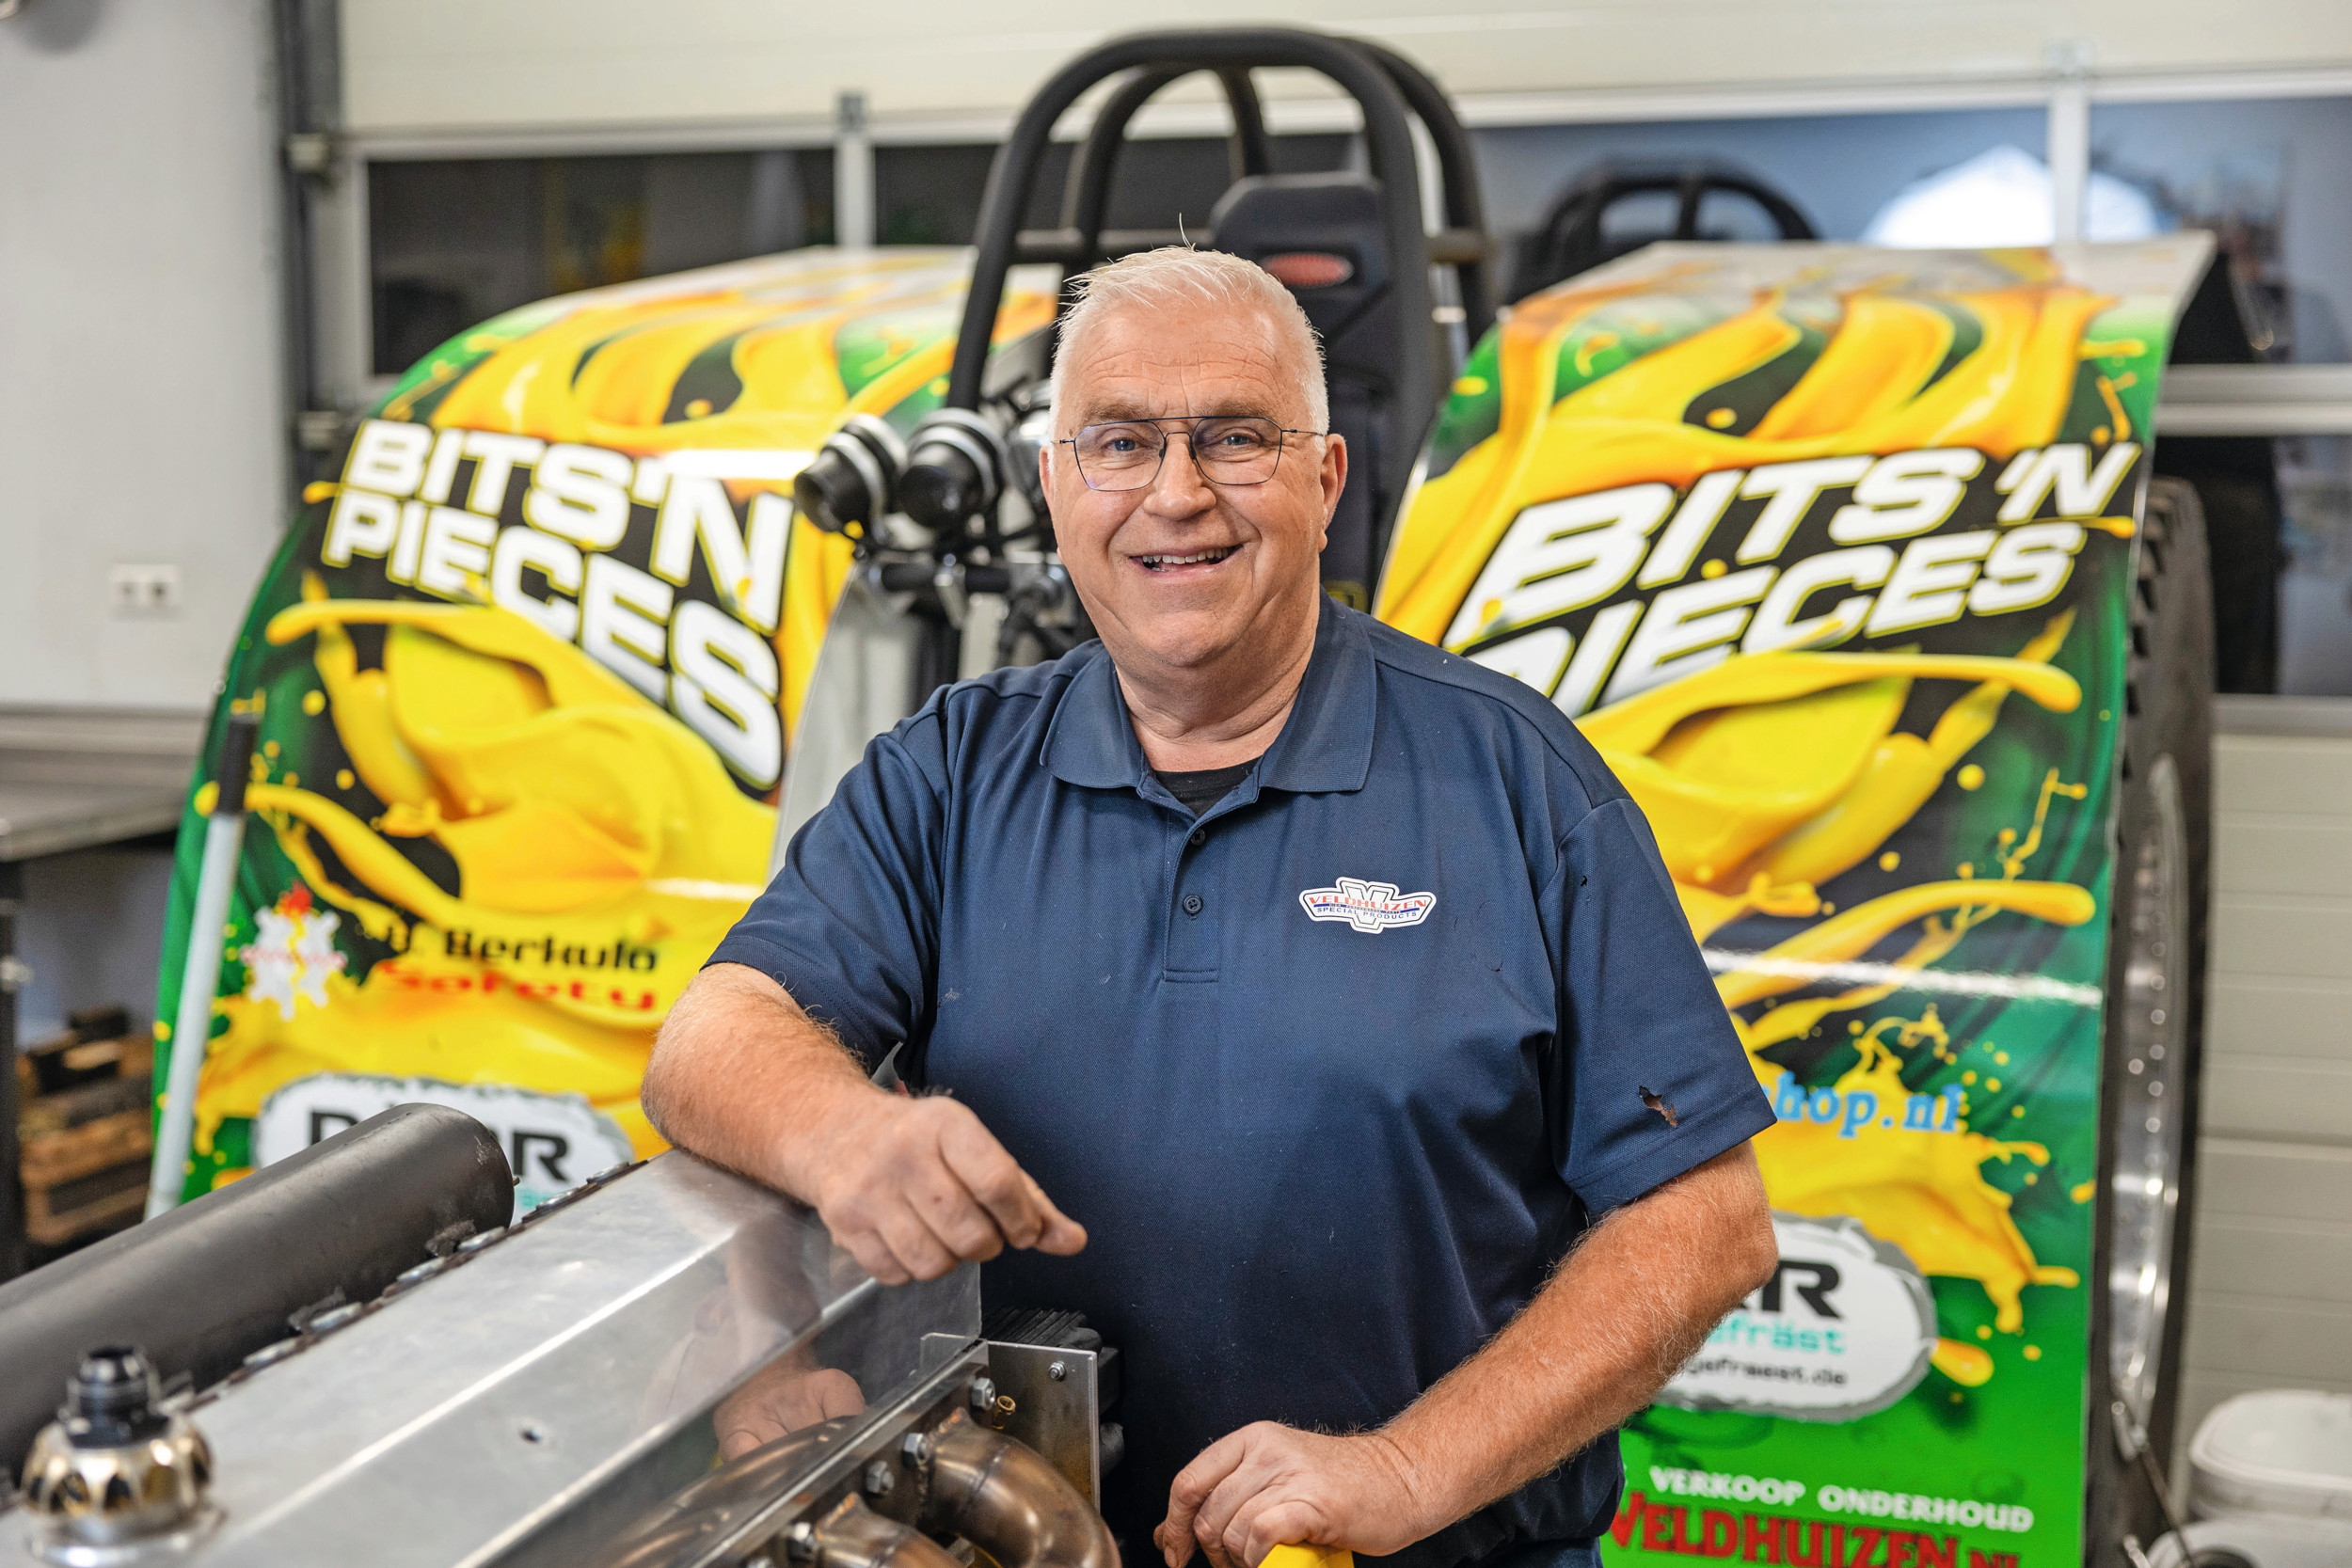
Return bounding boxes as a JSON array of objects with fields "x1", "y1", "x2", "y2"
[
  {"x1": 593, "y1": 1376, "x2": 1120, "y2": 1568},
  {"x1": 811, "y1": 1497, "x2": 965, "y2": 1568},
  {"x1": 921, "y1": 1411, "x2": 1118, "y2": 1568}
]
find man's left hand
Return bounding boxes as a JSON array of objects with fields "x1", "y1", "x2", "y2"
[
  {"x1": 1155, "y1": 1422, "x2": 1433, "y2": 1568},
  {"x1": 713, "y1": 1364, "x2": 866, "y2": 1459}
]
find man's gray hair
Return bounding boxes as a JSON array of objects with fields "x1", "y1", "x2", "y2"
[{"x1": 1049, "y1": 246, "x2": 1327, "y2": 432}]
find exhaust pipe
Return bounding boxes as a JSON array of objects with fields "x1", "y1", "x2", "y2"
[
  {"x1": 597, "y1": 1425, "x2": 844, "y2": 1568},
  {"x1": 815, "y1": 1496, "x2": 965, "y2": 1568},
  {"x1": 597, "y1": 1393, "x2": 1118, "y2": 1568},
  {"x1": 920, "y1": 1411, "x2": 1119, "y2": 1568}
]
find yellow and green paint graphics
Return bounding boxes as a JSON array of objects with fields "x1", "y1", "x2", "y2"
[
  {"x1": 1380, "y1": 239, "x2": 2216, "y2": 1566},
  {"x1": 157, "y1": 249, "x2": 1053, "y2": 1210}
]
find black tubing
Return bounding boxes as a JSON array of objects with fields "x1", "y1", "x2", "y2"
[
  {"x1": 0, "y1": 1103, "x2": 512, "y2": 1472},
  {"x1": 1060, "y1": 67, "x2": 1188, "y2": 256},
  {"x1": 1345, "y1": 37, "x2": 1495, "y2": 344},
  {"x1": 1216, "y1": 68, "x2": 1272, "y2": 182},
  {"x1": 1512, "y1": 166, "x2": 1816, "y2": 304},
  {"x1": 946, "y1": 26, "x2": 1438, "y2": 518},
  {"x1": 1042, "y1": 63, "x2": 1274, "y2": 378},
  {"x1": 1058, "y1": 65, "x2": 1275, "y2": 255},
  {"x1": 214, "y1": 709, "x2": 261, "y2": 816},
  {"x1": 1047, "y1": 43, "x2": 1485, "y2": 345}
]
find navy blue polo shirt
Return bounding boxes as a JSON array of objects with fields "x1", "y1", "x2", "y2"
[{"x1": 710, "y1": 599, "x2": 1772, "y2": 1568}]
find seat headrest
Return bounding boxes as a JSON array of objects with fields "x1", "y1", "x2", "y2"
[{"x1": 1208, "y1": 173, "x2": 1390, "y2": 338}]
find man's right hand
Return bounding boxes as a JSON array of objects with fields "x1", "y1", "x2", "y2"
[
  {"x1": 786, "y1": 1082, "x2": 1089, "y2": 1286},
  {"x1": 645, "y1": 963, "x2": 1087, "y2": 1286}
]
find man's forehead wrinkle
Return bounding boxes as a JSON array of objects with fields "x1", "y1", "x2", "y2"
[
  {"x1": 1063, "y1": 299, "x2": 1311, "y2": 416},
  {"x1": 1081, "y1": 397, "x2": 1285, "y2": 423},
  {"x1": 1064, "y1": 335, "x2": 1306, "y2": 430}
]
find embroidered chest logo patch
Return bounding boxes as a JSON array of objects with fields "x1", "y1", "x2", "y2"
[{"x1": 1299, "y1": 877, "x2": 1437, "y2": 934}]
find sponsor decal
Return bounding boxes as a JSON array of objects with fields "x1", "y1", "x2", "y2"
[
  {"x1": 1444, "y1": 442, "x2": 2135, "y2": 715},
  {"x1": 253, "y1": 1073, "x2": 635, "y2": 1212},
  {"x1": 1770, "y1": 1069, "x2": 1966, "y2": 1139},
  {"x1": 325, "y1": 420, "x2": 792, "y2": 785},
  {"x1": 1298, "y1": 877, "x2": 1437, "y2": 933},
  {"x1": 1661, "y1": 1212, "x2": 1938, "y2": 1422},
  {"x1": 442, "y1": 928, "x2": 660, "y2": 972},
  {"x1": 1608, "y1": 1490, "x2": 1989, "y2": 1567},
  {"x1": 238, "y1": 885, "x2": 346, "y2": 1022},
  {"x1": 1608, "y1": 1470, "x2": 2033, "y2": 1563}
]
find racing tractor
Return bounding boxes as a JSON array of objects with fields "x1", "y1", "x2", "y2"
[{"x1": 124, "y1": 24, "x2": 2231, "y2": 1568}]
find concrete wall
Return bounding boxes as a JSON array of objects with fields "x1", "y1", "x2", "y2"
[
  {"x1": 2175, "y1": 697, "x2": 2352, "y2": 1456},
  {"x1": 0, "y1": 0, "x2": 286, "y2": 710}
]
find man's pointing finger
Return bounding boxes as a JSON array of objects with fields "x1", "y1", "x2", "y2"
[
  {"x1": 936, "y1": 1113, "x2": 1086, "y2": 1257},
  {"x1": 1025, "y1": 1172, "x2": 1088, "y2": 1255},
  {"x1": 939, "y1": 1117, "x2": 1053, "y2": 1248}
]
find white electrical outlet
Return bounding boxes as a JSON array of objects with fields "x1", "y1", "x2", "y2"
[{"x1": 108, "y1": 563, "x2": 181, "y2": 615}]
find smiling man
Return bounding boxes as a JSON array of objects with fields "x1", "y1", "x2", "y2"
[{"x1": 644, "y1": 249, "x2": 1780, "y2": 1568}]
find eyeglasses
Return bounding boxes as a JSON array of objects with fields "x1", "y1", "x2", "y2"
[{"x1": 1057, "y1": 415, "x2": 1327, "y2": 492}]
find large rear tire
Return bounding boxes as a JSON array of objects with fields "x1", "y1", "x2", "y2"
[{"x1": 2082, "y1": 475, "x2": 2215, "y2": 1560}]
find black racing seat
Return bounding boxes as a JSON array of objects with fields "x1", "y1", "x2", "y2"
[{"x1": 1209, "y1": 172, "x2": 1401, "y2": 610}]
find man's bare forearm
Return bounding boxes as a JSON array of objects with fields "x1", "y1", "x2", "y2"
[
  {"x1": 643, "y1": 962, "x2": 1088, "y2": 1286},
  {"x1": 642, "y1": 961, "x2": 882, "y2": 1201},
  {"x1": 1378, "y1": 1144, "x2": 1776, "y2": 1528}
]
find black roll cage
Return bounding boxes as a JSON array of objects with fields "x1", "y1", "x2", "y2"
[
  {"x1": 1511, "y1": 162, "x2": 1818, "y2": 303},
  {"x1": 941, "y1": 28, "x2": 1492, "y2": 520}
]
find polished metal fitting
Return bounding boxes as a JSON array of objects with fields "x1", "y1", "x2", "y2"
[
  {"x1": 898, "y1": 1432, "x2": 932, "y2": 1469},
  {"x1": 966, "y1": 1378, "x2": 996, "y2": 1415},
  {"x1": 18, "y1": 1348, "x2": 215, "y2": 1557}
]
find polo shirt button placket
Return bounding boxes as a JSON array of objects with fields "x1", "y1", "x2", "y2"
[
  {"x1": 1182, "y1": 893, "x2": 1204, "y2": 917},
  {"x1": 1187, "y1": 827, "x2": 1206, "y2": 848}
]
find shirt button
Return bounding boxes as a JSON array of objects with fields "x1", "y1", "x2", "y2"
[
  {"x1": 1187, "y1": 828, "x2": 1206, "y2": 847},
  {"x1": 1183, "y1": 893, "x2": 1204, "y2": 916}
]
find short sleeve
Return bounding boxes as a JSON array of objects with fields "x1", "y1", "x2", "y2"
[
  {"x1": 1545, "y1": 796, "x2": 1774, "y2": 1212},
  {"x1": 704, "y1": 711, "x2": 948, "y2": 1060}
]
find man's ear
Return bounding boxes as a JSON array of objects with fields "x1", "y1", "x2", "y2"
[{"x1": 1322, "y1": 431, "x2": 1350, "y2": 521}]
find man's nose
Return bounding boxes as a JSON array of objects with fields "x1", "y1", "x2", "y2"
[{"x1": 1144, "y1": 433, "x2": 1216, "y2": 514}]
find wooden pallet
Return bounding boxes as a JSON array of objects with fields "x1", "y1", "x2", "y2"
[
  {"x1": 20, "y1": 1028, "x2": 155, "y2": 1249},
  {"x1": 23, "y1": 1109, "x2": 152, "y2": 1246}
]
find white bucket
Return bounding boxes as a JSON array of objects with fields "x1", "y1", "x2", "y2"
[
  {"x1": 2144, "y1": 1513, "x2": 2352, "y2": 1567},
  {"x1": 2189, "y1": 1391, "x2": 2352, "y2": 1525}
]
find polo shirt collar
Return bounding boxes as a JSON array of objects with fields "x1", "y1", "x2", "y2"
[
  {"x1": 1039, "y1": 645, "x2": 1138, "y2": 789},
  {"x1": 1260, "y1": 596, "x2": 1376, "y2": 795},
  {"x1": 1041, "y1": 595, "x2": 1377, "y2": 797}
]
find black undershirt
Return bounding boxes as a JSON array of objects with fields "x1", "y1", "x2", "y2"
[{"x1": 1152, "y1": 757, "x2": 1263, "y2": 817}]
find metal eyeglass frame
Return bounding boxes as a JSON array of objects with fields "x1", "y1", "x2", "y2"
[{"x1": 1056, "y1": 416, "x2": 1330, "y2": 492}]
